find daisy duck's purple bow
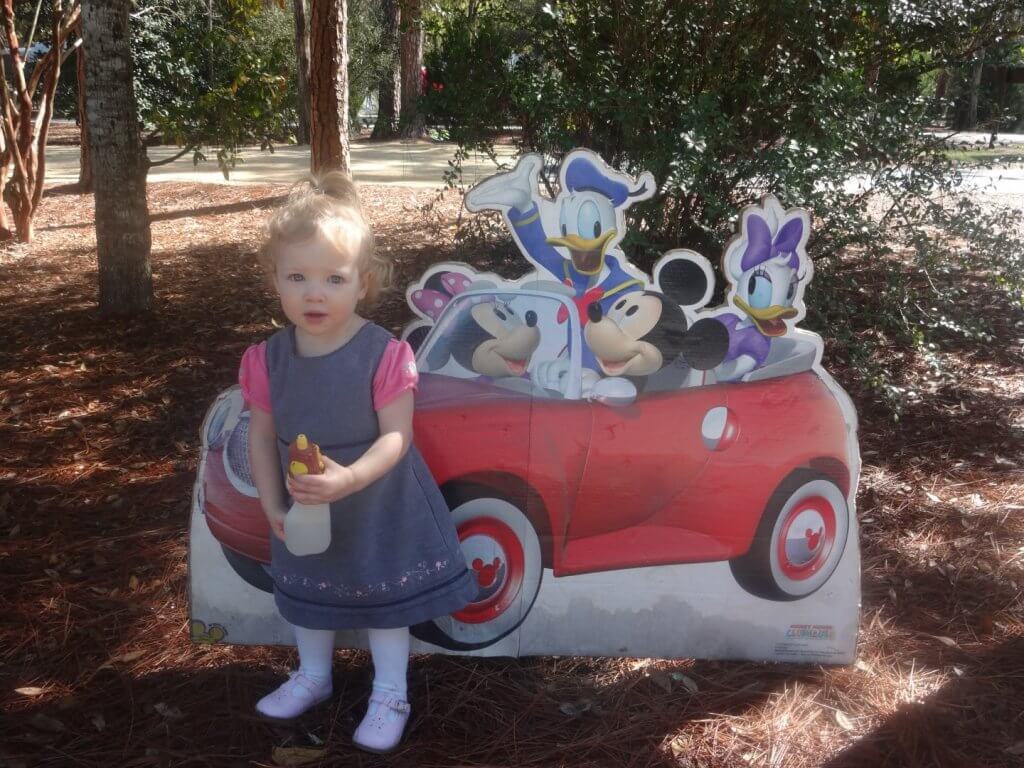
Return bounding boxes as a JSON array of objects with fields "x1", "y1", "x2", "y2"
[
  {"x1": 410, "y1": 271, "x2": 472, "y2": 320},
  {"x1": 740, "y1": 214, "x2": 803, "y2": 271}
]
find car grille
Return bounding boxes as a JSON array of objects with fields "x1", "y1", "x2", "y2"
[{"x1": 226, "y1": 416, "x2": 255, "y2": 488}]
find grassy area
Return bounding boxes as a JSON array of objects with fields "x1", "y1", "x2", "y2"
[{"x1": 945, "y1": 145, "x2": 1024, "y2": 164}]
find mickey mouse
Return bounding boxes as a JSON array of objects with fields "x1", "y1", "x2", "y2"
[
  {"x1": 584, "y1": 254, "x2": 729, "y2": 395},
  {"x1": 452, "y1": 299, "x2": 541, "y2": 378}
]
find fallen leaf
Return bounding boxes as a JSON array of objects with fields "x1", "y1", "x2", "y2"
[
  {"x1": 29, "y1": 713, "x2": 65, "y2": 733},
  {"x1": 834, "y1": 710, "x2": 855, "y2": 731},
  {"x1": 15, "y1": 686, "x2": 45, "y2": 697},
  {"x1": 668, "y1": 736, "x2": 690, "y2": 759},
  {"x1": 649, "y1": 670, "x2": 673, "y2": 693},
  {"x1": 854, "y1": 659, "x2": 873, "y2": 674},
  {"x1": 559, "y1": 699, "x2": 593, "y2": 717},
  {"x1": 21, "y1": 731, "x2": 58, "y2": 746},
  {"x1": 99, "y1": 649, "x2": 146, "y2": 669},
  {"x1": 1005, "y1": 741, "x2": 1024, "y2": 756},
  {"x1": 671, "y1": 672, "x2": 699, "y2": 694},
  {"x1": 91, "y1": 713, "x2": 106, "y2": 732},
  {"x1": 271, "y1": 746, "x2": 328, "y2": 766},
  {"x1": 154, "y1": 702, "x2": 184, "y2": 720},
  {"x1": 933, "y1": 635, "x2": 959, "y2": 649},
  {"x1": 129, "y1": 574, "x2": 140, "y2": 590},
  {"x1": 925, "y1": 492, "x2": 941, "y2": 503}
]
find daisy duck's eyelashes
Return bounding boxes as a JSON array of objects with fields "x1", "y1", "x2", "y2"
[{"x1": 747, "y1": 266, "x2": 773, "y2": 309}]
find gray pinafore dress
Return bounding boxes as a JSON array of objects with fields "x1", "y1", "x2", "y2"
[{"x1": 265, "y1": 322, "x2": 477, "y2": 630}]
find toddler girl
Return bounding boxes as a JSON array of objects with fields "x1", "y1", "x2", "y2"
[{"x1": 238, "y1": 172, "x2": 477, "y2": 753}]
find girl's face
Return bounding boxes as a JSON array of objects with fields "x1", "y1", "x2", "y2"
[{"x1": 273, "y1": 234, "x2": 368, "y2": 343}]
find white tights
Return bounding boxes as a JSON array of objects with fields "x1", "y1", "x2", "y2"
[{"x1": 292, "y1": 624, "x2": 410, "y2": 700}]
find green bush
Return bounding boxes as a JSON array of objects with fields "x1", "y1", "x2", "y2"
[
  {"x1": 130, "y1": 0, "x2": 295, "y2": 176},
  {"x1": 428, "y1": 0, "x2": 1024, "y2": 415}
]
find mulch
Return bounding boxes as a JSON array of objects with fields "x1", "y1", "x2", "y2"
[{"x1": 0, "y1": 179, "x2": 1022, "y2": 768}]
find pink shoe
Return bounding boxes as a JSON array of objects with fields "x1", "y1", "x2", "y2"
[
  {"x1": 255, "y1": 671, "x2": 332, "y2": 720},
  {"x1": 352, "y1": 692, "x2": 411, "y2": 754}
]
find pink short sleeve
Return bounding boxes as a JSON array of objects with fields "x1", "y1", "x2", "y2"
[
  {"x1": 373, "y1": 339, "x2": 418, "y2": 411},
  {"x1": 238, "y1": 342, "x2": 271, "y2": 412}
]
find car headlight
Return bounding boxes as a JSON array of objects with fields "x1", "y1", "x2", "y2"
[{"x1": 205, "y1": 400, "x2": 232, "y2": 450}]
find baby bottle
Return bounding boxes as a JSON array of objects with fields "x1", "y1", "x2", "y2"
[{"x1": 284, "y1": 435, "x2": 332, "y2": 556}]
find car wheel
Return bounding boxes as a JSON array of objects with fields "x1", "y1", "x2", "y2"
[
  {"x1": 729, "y1": 469, "x2": 849, "y2": 601},
  {"x1": 220, "y1": 544, "x2": 274, "y2": 594},
  {"x1": 411, "y1": 489, "x2": 543, "y2": 651}
]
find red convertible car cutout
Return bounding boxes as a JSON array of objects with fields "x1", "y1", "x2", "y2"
[{"x1": 198, "y1": 282, "x2": 855, "y2": 652}]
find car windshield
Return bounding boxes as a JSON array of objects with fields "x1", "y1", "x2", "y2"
[{"x1": 418, "y1": 292, "x2": 576, "y2": 397}]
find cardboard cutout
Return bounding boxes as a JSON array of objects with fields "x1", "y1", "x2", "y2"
[{"x1": 189, "y1": 151, "x2": 861, "y2": 662}]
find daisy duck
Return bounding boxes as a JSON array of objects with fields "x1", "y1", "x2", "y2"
[
  {"x1": 464, "y1": 149, "x2": 655, "y2": 375},
  {"x1": 713, "y1": 197, "x2": 812, "y2": 382}
]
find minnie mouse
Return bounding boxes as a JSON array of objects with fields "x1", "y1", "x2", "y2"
[{"x1": 408, "y1": 271, "x2": 542, "y2": 380}]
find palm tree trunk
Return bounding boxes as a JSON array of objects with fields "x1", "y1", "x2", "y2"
[
  {"x1": 82, "y1": 0, "x2": 152, "y2": 315},
  {"x1": 398, "y1": 0, "x2": 426, "y2": 138},
  {"x1": 370, "y1": 0, "x2": 400, "y2": 140},
  {"x1": 308, "y1": 0, "x2": 350, "y2": 174},
  {"x1": 76, "y1": 26, "x2": 92, "y2": 192},
  {"x1": 292, "y1": 0, "x2": 311, "y2": 145}
]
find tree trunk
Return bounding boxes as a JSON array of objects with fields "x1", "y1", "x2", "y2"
[
  {"x1": 0, "y1": 0, "x2": 78, "y2": 242},
  {"x1": 76, "y1": 31, "x2": 92, "y2": 192},
  {"x1": 964, "y1": 50, "x2": 985, "y2": 131},
  {"x1": 308, "y1": 0, "x2": 350, "y2": 174},
  {"x1": 934, "y1": 69, "x2": 949, "y2": 101},
  {"x1": 398, "y1": 0, "x2": 426, "y2": 139},
  {"x1": 291, "y1": 0, "x2": 311, "y2": 145},
  {"x1": 81, "y1": 0, "x2": 152, "y2": 315},
  {"x1": 370, "y1": 0, "x2": 400, "y2": 140}
]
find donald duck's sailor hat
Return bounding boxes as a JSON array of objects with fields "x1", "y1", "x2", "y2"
[{"x1": 563, "y1": 153, "x2": 653, "y2": 208}]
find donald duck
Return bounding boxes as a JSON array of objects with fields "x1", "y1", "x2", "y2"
[
  {"x1": 465, "y1": 150, "x2": 655, "y2": 372},
  {"x1": 713, "y1": 197, "x2": 812, "y2": 382}
]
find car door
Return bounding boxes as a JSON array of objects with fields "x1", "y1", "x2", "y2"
[{"x1": 569, "y1": 379, "x2": 728, "y2": 543}]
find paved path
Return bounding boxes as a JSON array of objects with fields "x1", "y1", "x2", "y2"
[
  {"x1": 45, "y1": 140, "x2": 515, "y2": 189},
  {"x1": 45, "y1": 135, "x2": 1024, "y2": 197},
  {"x1": 937, "y1": 130, "x2": 1024, "y2": 146}
]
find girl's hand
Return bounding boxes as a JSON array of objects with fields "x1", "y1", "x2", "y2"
[
  {"x1": 287, "y1": 455, "x2": 360, "y2": 505},
  {"x1": 265, "y1": 506, "x2": 287, "y2": 540}
]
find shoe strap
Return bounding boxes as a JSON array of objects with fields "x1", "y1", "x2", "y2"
[
  {"x1": 287, "y1": 671, "x2": 326, "y2": 699},
  {"x1": 369, "y1": 694, "x2": 410, "y2": 715}
]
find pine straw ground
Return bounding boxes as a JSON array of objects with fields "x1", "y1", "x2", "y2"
[{"x1": 0, "y1": 179, "x2": 1022, "y2": 768}]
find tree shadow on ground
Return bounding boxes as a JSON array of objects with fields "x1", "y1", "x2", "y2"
[
  {"x1": 2, "y1": 652, "x2": 804, "y2": 768},
  {"x1": 822, "y1": 636, "x2": 1024, "y2": 767}
]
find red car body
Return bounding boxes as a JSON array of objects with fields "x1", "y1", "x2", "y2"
[
  {"x1": 198, "y1": 289, "x2": 854, "y2": 650},
  {"x1": 413, "y1": 370, "x2": 850, "y2": 575}
]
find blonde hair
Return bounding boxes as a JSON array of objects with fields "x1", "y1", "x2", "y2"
[{"x1": 260, "y1": 171, "x2": 392, "y2": 306}]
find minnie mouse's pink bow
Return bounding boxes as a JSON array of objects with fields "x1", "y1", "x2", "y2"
[{"x1": 410, "y1": 272, "x2": 472, "y2": 319}]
